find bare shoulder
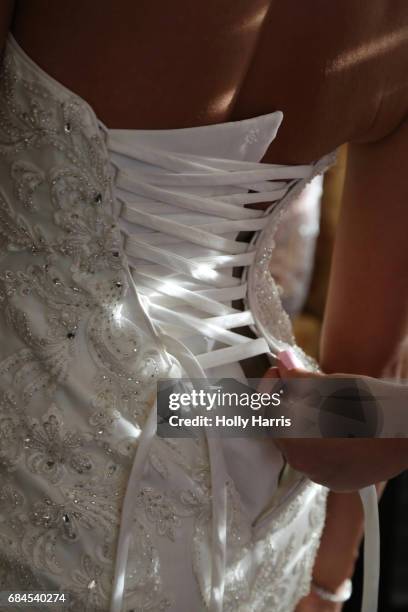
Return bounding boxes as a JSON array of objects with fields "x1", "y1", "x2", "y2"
[
  {"x1": 8, "y1": 0, "x2": 408, "y2": 160},
  {"x1": 344, "y1": 0, "x2": 408, "y2": 144},
  {"x1": 239, "y1": 0, "x2": 408, "y2": 160}
]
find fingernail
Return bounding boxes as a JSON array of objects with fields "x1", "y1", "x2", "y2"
[{"x1": 277, "y1": 349, "x2": 303, "y2": 370}]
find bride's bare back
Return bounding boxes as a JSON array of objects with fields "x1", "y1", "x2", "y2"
[{"x1": 3, "y1": 0, "x2": 408, "y2": 163}]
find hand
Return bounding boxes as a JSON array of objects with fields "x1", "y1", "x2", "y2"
[
  {"x1": 263, "y1": 362, "x2": 408, "y2": 491},
  {"x1": 295, "y1": 590, "x2": 343, "y2": 612}
]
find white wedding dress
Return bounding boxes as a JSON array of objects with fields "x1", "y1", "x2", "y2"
[{"x1": 0, "y1": 34, "x2": 337, "y2": 612}]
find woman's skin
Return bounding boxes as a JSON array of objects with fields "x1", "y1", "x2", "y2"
[
  {"x1": 1, "y1": 1, "x2": 408, "y2": 610},
  {"x1": 266, "y1": 363, "x2": 408, "y2": 491}
]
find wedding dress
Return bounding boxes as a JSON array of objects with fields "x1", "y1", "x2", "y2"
[
  {"x1": 0, "y1": 33, "x2": 374, "y2": 612},
  {"x1": 271, "y1": 175, "x2": 323, "y2": 318}
]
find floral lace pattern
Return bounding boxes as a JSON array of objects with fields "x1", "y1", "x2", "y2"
[{"x1": 0, "y1": 35, "x2": 328, "y2": 612}]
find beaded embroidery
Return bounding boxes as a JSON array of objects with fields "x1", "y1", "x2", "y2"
[{"x1": 0, "y1": 36, "x2": 330, "y2": 611}]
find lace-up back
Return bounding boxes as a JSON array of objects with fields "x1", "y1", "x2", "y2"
[
  {"x1": 0, "y1": 33, "x2": 331, "y2": 612},
  {"x1": 105, "y1": 122, "x2": 335, "y2": 373}
]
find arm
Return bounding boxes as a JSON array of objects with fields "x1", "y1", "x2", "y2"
[
  {"x1": 278, "y1": 114, "x2": 408, "y2": 485},
  {"x1": 321, "y1": 120, "x2": 408, "y2": 376},
  {"x1": 274, "y1": 367, "x2": 408, "y2": 490},
  {"x1": 293, "y1": 115, "x2": 408, "y2": 608},
  {"x1": 279, "y1": 115, "x2": 408, "y2": 482}
]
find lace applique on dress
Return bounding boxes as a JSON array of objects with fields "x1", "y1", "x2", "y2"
[
  {"x1": 0, "y1": 34, "x2": 332, "y2": 612},
  {"x1": 0, "y1": 41, "x2": 171, "y2": 611}
]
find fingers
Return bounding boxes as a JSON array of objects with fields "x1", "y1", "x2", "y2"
[
  {"x1": 257, "y1": 366, "x2": 280, "y2": 393},
  {"x1": 278, "y1": 362, "x2": 310, "y2": 377},
  {"x1": 263, "y1": 366, "x2": 280, "y2": 379}
]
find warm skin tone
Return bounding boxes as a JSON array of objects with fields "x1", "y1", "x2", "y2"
[
  {"x1": 267, "y1": 362, "x2": 408, "y2": 612},
  {"x1": 266, "y1": 364, "x2": 408, "y2": 491},
  {"x1": 1, "y1": 1, "x2": 408, "y2": 610}
]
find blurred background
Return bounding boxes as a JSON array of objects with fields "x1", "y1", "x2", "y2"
[{"x1": 274, "y1": 146, "x2": 408, "y2": 612}]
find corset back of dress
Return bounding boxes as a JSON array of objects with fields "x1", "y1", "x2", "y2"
[{"x1": 0, "y1": 34, "x2": 329, "y2": 612}]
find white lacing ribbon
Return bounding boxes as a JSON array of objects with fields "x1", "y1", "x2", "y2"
[
  {"x1": 109, "y1": 260, "x2": 228, "y2": 612},
  {"x1": 103, "y1": 132, "x2": 315, "y2": 612},
  {"x1": 360, "y1": 486, "x2": 380, "y2": 612},
  {"x1": 106, "y1": 132, "x2": 314, "y2": 371},
  {"x1": 102, "y1": 127, "x2": 379, "y2": 612}
]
